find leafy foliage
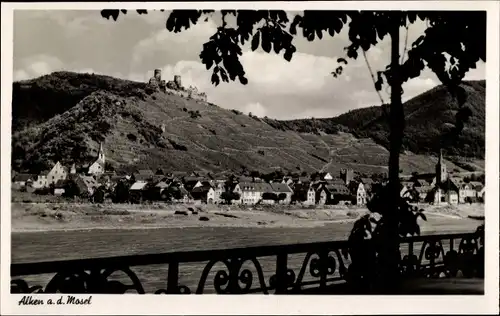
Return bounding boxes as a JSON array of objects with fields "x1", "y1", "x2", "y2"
[
  {"x1": 220, "y1": 191, "x2": 240, "y2": 204},
  {"x1": 345, "y1": 185, "x2": 428, "y2": 289}
]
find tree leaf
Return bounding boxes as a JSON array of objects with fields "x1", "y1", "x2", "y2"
[
  {"x1": 419, "y1": 213, "x2": 427, "y2": 221},
  {"x1": 290, "y1": 15, "x2": 302, "y2": 35},
  {"x1": 261, "y1": 30, "x2": 271, "y2": 53},
  {"x1": 346, "y1": 47, "x2": 358, "y2": 59},
  {"x1": 101, "y1": 10, "x2": 121, "y2": 21},
  {"x1": 251, "y1": 31, "x2": 260, "y2": 51},
  {"x1": 239, "y1": 75, "x2": 248, "y2": 85},
  {"x1": 283, "y1": 46, "x2": 296, "y2": 62},
  {"x1": 211, "y1": 73, "x2": 220, "y2": 86}
]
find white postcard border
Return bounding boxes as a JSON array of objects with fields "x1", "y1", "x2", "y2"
[{"x1": 1, "y1": 1, "x2": 499, "y2": 315}]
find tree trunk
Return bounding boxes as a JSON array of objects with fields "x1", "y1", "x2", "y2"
[{"x1": 378, "y1": 15, "x2": 405, "y2": 293}]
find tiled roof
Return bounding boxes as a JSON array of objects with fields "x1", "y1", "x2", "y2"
[
  {"x1": 326, "y1": 178, "x2": 345, "y2": 185},
  {"x1": 155, "y1": 181, "x2": 169, "y2": 189},
  {"x1": 416, "y1": 179, "x2": 430, "y2": 186},
  {"x1": 415, "y1": 186, "x2": 432, "y2": 193},
  {"x1": 81, "y1": 176, "x2": 98, "y2": 186},
  {"x1": 270, "y1": 182, "x2": 292, "y2": 193},
  {"x1": 191, "y1": 186, "x2": 211, "y2": 193},
  {"x1": 130, "y1": 181, "x2": 148, "y2": 190},
  {"x1": 136, "y1": 169, "x2": 154, "y2": 175},
  {"x1": 238, "y1": 181, "x2": 273, "y2": 192},
  {"x1": 360, "y1": 178, "x2": 374, "y2": 185},
  {"x1": 13, "y1": 174, "x2": 36, "y2": 182},
  {"x1": 469, "y1": 181, "x2": 484, "y2": 191},
  {"x1": 325, "y1": 183, "x2": 350, "y2": 195}
]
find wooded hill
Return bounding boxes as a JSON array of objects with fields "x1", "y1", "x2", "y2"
[{"x1": 11, "y1": 72, "x2": 485, "y2": 176}]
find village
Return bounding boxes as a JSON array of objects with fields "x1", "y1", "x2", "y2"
[
  {"x1": 10, "y1": 69, "x2": 486, "y2": 209},
  {"x1": 11, "y1": 139, "x2": 486, "y2": 208}
]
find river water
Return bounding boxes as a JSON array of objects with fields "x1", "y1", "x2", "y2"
[{"x1": 11, "y1": 215, "x2": 480, "y2": 294}]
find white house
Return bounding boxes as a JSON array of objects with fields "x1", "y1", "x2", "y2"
[
  {"x1": 306, "y1": 186, "x2": 316, "y2": 205},
  {"x1": 431, "y1": 182, "x2": 459, "y2": 205},
  {"x1": 318, "y1": 189, "x2": 329, "y2": 205},
  {"x1": 320, "y1": 172, "x2": 333, "y2": 181},
  {"x1": 233, "y1": 182, "x2": 273, "y2": 205},
  {"x1": 270, "y1": 182, "x2": 293, "y2": 204},
  {"x1": 207, "y1": 181, "x2": 225, "y2": 204},
  {"x1": 88, "y1": 143, "x2": 106, "y2": 176},
  {"x1": 12, "y1": 174, "x2": 35, "y2": 189},
  {"x1": 47, "y1": 161, "x2": 68, "y2": 186},
  {"x1": 355, "y1": 182, "x2": 367, "y2": 206},
  {"x1": 31, "y1": 173, "x2": 48, "y2": 189}
]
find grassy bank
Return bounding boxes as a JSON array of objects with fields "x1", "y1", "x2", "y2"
[{"x1": 10, "y1": 201, "x2": 484, "y2": 233}]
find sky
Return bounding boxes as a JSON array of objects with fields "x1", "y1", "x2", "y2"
[{"x1": 13, "y1": 10, "x2": 486, "y2": 120}]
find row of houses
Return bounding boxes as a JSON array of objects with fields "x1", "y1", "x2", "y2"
[
  {"x1": 11, "y1": 144, "x2": 485, "y2": 206},
  {"x1": 400, "y1": 176, "x2": 485, "y2": 205}
]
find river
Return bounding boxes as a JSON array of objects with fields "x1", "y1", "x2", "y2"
[{"x1": 11, "y1": 215, "x2": 481, "y2": 293}]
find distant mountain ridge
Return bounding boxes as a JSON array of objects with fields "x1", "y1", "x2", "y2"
[
  {"x1": 11, "y1": 72, "x2": 485, "y2": 176},
  {"x1": 266, "y1": 80, "x2": 485, "y2": 159}
]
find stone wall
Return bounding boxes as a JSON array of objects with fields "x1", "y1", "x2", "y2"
[
  {"x1": 146, "y1": 70, "x2": 207, "y2": 102},
  {"x1": 163, "y1": 87, "x2": 207, "y2": 102}
]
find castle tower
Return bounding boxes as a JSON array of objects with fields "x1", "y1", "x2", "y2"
[
  {"x1": 154, "y1": 69, "x2": 162, "y2": 81},
  {"x1": 98, "y1": 142, "x2": 105, "y2": 165},
  {"x1": 435, "y1": 148, "x2": 447, "y2": 184},
  {"x1": 174, "y1": 75, "x2": 182, "y2": 89}
]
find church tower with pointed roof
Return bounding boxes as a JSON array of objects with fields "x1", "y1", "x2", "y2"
[
  {"x1": 88, "y1": 142, "x2": 106, "y2": 176},
  {"x1": 97, "y1": 142, "x2": 105, "y2": 165},
  {"x1": 435, "y1": 148, "x2": 447, "y2": 185}
]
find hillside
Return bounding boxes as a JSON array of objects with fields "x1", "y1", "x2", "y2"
[
  {"x1": 11, "y1": 72, "x2": 484, "y2": 176},
  {"x1": 267, "y1": 80, "x2": 486, "y2": 162}
]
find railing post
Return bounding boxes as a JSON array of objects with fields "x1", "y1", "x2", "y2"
[
  {"x1": 450, "y1": 238, "x2": 454, "y2": 251},
  {"x1": 166, "y1": 261, "x2": 179, "y2": 294},
  {"x1": 275, "y1": 253, "x2": 288, "y2": 294},
  {"x1": 319, "y1": 251, "x2": 327, "y2": 291}
]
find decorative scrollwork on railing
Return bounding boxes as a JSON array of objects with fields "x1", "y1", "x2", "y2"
[
  {"x1": 418, "y1": 240, "x2": 445, "y2": 278},
  {"x1": 400, "y1": 254, "x2": 419, "y2": 277},
  {"x1": 10, "y1": 232, "x2": 483, "y2": 294},
  {"x1": 292, "y1": 249, "x2": 346, "y2": 292},
  {"x1": 11, "y1": 279, "x2": 44, "y2": 294},
  {"x1": 269, "y1": 268, "x2": 296, "y2": 292},
  {"x1": 443, "y1": 249, "x2": 460, "y2": 277},
  {"x1": 41, "y1": 267, "x2": 145, "y2": 294},
  {"x1": 196, "y1": 257, "x2": 269, "y2": 294},
  {"x1": 457, "y1": 236, "x2": 480, "y2": 278},
  {"x1": 155, "y1": 285, "x2": 191, "y2": 294}
]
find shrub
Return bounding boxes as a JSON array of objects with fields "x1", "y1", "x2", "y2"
[
  {"x1": 189, "y1": 110, "x2": 201, "y2": 119},
  {"x1": 127, "y1": 133, "x2": 137, "y2": 142},
  {"x1": 168, "y1": 139, "x2": 188, "y2": 151}
]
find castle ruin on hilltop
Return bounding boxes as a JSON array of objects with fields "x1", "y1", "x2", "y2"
[{"x1": 147, "y1": 69, "x2": 207, "y2": 102}]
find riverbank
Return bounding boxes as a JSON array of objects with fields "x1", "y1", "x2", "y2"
[{"x1": 10, "y1": 202, "x2": 484, "y2": 233}]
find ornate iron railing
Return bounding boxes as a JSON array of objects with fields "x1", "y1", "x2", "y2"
[{"x1": 11, "y1": 232, "x2": 483, "y2": 294}]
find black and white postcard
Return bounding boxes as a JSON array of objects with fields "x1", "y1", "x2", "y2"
[{"x1": 1, "y1": 1, "x2": 499, "y2": 315}]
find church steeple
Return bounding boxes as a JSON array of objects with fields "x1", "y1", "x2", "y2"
[
  {"x1": 98, "y1": 142, "x2": 105, "y2": 165},
  {"x1": 435, "y1": 147, "x2": 447, "y2": 184}
]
